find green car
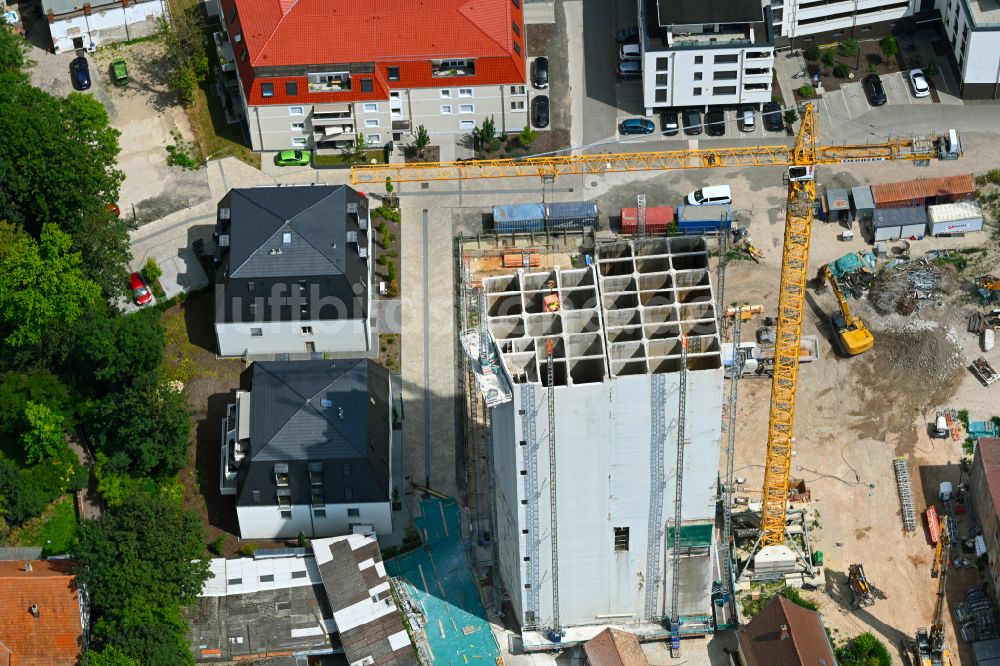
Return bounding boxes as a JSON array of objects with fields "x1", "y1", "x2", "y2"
[
  {"x1": 110, "y1": 59, "x2": 128, "y2": 86},
  {"x1": 275, "y1": 149, "x2": 311, "y2": 166}
]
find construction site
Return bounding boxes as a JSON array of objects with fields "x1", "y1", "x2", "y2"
[{"x1": 351, "y1": 103, "x2": 1000, "y2": 664}]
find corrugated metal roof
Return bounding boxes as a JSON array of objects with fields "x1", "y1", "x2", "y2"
[
  {"x1": 825, "y1": 188, "x2": 850, "y2": 211},
  {"x1": 871, "y1": 206, "x2": 928, "y2": 228},
  {"x1": 676, "y1": 204, "x2": 733, "y2": 222},
  {"x1": 927, "y1": 201, "x2": 983, "y2": 223},
  {"x1": 493, "y1": 203, "x2": 545, "y2": 223},
  {"x1": 870, "y1": 174, "x2": 975, "y2": 206},
  {"x1": 545, "y1": 201, "x2": 598, "y2": 219},
  {"x1": 0, "y1": 546, "x2": 43, "y2": 560},
  {"x1": 201, "y1": 555, "x2": 322, "y2": 597},
  {"x1": 851, "y1": 186, "x2": 875, "y2": 210}
]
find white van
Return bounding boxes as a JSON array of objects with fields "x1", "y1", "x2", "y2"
[{"x1": 686, "y1": 185, "x2": 732, "y2": 206}]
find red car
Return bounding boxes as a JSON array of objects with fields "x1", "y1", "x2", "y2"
[{"x1": 130, "y1": 272, "x2": 152, "y2": 306}]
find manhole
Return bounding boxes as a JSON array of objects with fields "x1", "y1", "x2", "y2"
[
  {"x1": 590, "y1": 181, "x2": 598, "y2": 187},
  {"x1": 421, "y1": 182, "x2": 430, "y2": 189}
]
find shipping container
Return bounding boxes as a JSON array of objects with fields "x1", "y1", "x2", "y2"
[
  {"x1": 865, "y1": 206, "x2": 927, "y2": 242},
  {"x1": 493, "y1": 203, "x2": 545, "y2": 233},
  {"x1": 676, "y1": 204, "x2": 733, "y2": 233},
  {"x1": 824, "y1": 188, "x2": 851, "y2": 224},
  {"x1": 620, "y1": 205, "x2": 675, "y2": 234},
  {"x1": 927, "y1": 201, "x2": 984, "y2": 236},
  {"x1": 850, "y1": 186, "x2": 875, "y2": 224},
  {"x1": 545, "y1": 201, "x2": 599, "y2": 229},
  {"x1": 870, "y1": 173, "x2": 975, "y2": 209}
]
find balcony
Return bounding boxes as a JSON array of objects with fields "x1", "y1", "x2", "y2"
[
  {"x1": 744, "y1": 67, "x2": 772, "y2": 77},
  {"x1": 219, "y1": 397, "x2": 250, "y2": 496},
  {"x1": 432, "y1": 59, "x2": 476, "y2": 77},
  {"x1": 744, "y1": 83, "x2": 770, "y2": 92},
  {"x1": 670, "y1": 28, "x2": 752, "y2": 48},
  {"x1": 213, "y1": 31, "x2": 236, "y2": 73},
  {"x1": 314, "y1": 124, "x2": 356, "y2": 140},
  {"x1": 307, "y1": 72, "x2": 351, "y2": 93},
  {"x1": 746, "y1": 51, "x2": 773, "y2": 59}
]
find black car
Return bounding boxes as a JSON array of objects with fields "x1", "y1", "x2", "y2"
[
  {"x1": 682, "y1": 108, "x2": 702, "y2": 136},
  {"x1": 762, "y1": 101, "x2": 784, "y2": 132},
  {"x1": 706, "y1": 108, "x2": 726, "y2": 136},
  {"x1": 70, "y1": 56, "x2": 91, "y2": 91},
  {"x1": 615, "y1": 26, "x2": 640, "y2": 44},
  {"x1": 532, "y1": 95, "x2": 549, "y2": 128},
  {"x1": 660, "y1": 110, "x2": 679, "y2": 136},
  {"x1": 533, "y1": 56, "x2": 549, "y2": 89},
  {"x1": 863, "y1": 73, "x2": 887, "y2": 106}
]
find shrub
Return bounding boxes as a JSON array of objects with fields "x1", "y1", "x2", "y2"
[
  {"x1": 926, "y1": 63, "x2": 940, "y2": 77},
  {"x1": 836, "y1": 632, "x2": 891, "y2": 666},
  {"x1": 386, "y1": 260, "x2": 398, "y2": 282},
  {"x1": 880, "y1": 35, "x2": 899, "y2": 58},
  {"x1": 142, "y1": 257, "x2": 162, "y2": 284},
  {"x1": 838, "y1": 38, "x2": 859, "y2": 58},
  {"x1": 821, "y1": 50, "x2": 835, "y2": 67},
  {"x1": 799, "y1": 84, "x2": 815, "y2": 98},
  {"x1": 833, "y1": 62, "x2": 852, "y2": 78},
  {"x1": 213, "y1": 535, "x2": 225, "y2": 555},
  {"x1": 374, "y1": 206, "x2": 401, "y2": 223},
  {"x1": 413, "y1": 125, "x2": 430, "y2": 153},
  {"x1": 804, "y1": 44, "x2": 821, "y2": 61}
]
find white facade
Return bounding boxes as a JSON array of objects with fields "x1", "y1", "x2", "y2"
[
  {"x1": 216, "y1": 318, "x2": 370, "y2": 357},
  {"x1": 771, "y1": 0, "x2": 915, "y2": 40},
  {"x1": 642, "y1": 47, "x2": 775, "y2": 112},
  {"x1": 45, "y1": 0, "x2": 165, "y2": 53},
  {"x1": 938, "y1": 0, "x2": 1000, "y2": 97},
  {"x1": 236, "y1": 501, "x2": 392, "y2": 541}
]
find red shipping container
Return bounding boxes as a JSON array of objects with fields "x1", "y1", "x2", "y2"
[
  {"x1": 621, "y1": 205, "x2": 675, "y2": 234},
  {"x1": 871, "y1": 174, "x2": 975, "y2": 209},
  {"x1": 926, "y1": 505, "x2": 940, "y2": 545}
]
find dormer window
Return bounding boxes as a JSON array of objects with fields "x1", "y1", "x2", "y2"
[{"x1": 274, "y1": 463, "x2": 289, "y2": 486}]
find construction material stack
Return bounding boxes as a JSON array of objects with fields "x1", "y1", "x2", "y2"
[{"x1": 894, "y1": 457, "x2": 917, "y2": 533}]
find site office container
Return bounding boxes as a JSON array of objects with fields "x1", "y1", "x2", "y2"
[
  {"x1": 620, "y1": 205, "x2": 675, "y2": 234},
  {"x1": 867, "y1": 206, "x2": 928, "y2": 242},
  {"x1": 544, "y1": 201, "x2": 599, "y2": 229},
  {"x1": 927, "y1": 201, "x2": 984, "y2": 236},
  {"x1": 676, "y1": 204, "x2": 733, "y2": 234},
  {"x1": 870, "y1": 174, "x2": 976, "y2": 209}
]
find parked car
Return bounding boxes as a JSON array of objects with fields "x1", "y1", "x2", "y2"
[
  {"x1": 130, "y1": 272, "x2": 153, "y2": 306},
  {"x1": 70, "y1": 56, "x2": 91, "y2": 91},
  {"x1": 660, "y1": 110, "x2": 679, "y2": 136},
  {"x1": 616, "y1": 60, "x2": 641, "y2": 80},
  {"x1": 619, "y1": 118, "x2": 655, "y2": 135},
  {"x1": 532, "y1": 95, "x2": 550, "y2": 128},
  {"x1": 686, "y1": 185, "x2": 733, "y2": 206},
  {"x1": 863, "y1": 73, "x2": 887, "y2": 106},
  {"x1": 682, "y1": 108, "x2": 702, "y2": 135},
  {"x1": 274, "y1": 149, "x2": 311, "y2": 166},
  {"x1": 909, "y1": 68, "x2": 930, "y2": 98},
  {"x1": 533, "y1": 56, "x2": 549, "y2": 89},
  {"x1": 619, "y1": 43, "x2": 641, "y2": 61},
  {"x1": 615, "y1": 26, "x2": 640, "y2": 44},
  {"x1": 738, "y1": 106, "x2": 755, "y2": 132},
  {"x1": 705, "y1": 108, "x2": 726, "y2": 136},
  {"x1": 762, "y1": 101, "x2": 784, "y2": 132},
  {"x1": 110, "y1": 59, "x2": 128, "y2": 86}
]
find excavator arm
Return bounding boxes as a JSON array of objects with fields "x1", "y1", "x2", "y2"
[{"x1": 821, "y1": 265, "x2": 874, "y2": 356}]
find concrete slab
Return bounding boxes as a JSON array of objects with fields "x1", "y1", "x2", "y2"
[
  {"x1": 376, "y1": 299, "x2": 403, "y2": 334},
  {"x1": 523, "y1": 0, "x2": 555, "y2": 24},
  {"x1": 820, "y1": 89, "x2": 853, "y2": 122},
  {"x1": 884, "y1": 71, "x2": 916, "y2": 106},
  {"x1": 839, "y1": 81, "x2": 872, "y2": 119},
  {"x1": 159, "y1": 247, "x2": 209, "y2": 299}
]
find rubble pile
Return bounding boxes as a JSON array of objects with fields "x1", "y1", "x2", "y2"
[{"x1": 868, "y1": 262, "x2": 948, "y2": 316}]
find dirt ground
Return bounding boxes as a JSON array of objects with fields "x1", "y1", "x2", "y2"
[{"x1": 722, "y1": 172, "x2": 1000, "y2": 663}]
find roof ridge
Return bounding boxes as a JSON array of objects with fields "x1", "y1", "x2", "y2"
[
  {"x1": 300, "y1": 359, "x2": 369, "y2": 457},
  {"x1": 249, "y1": 0, "x2": 293, "y2": 66},
  {"x1": 287, "y1": 188, "x2": 348, "y2": 272},
  {"x1": 778, "y1": 596, "x2": 815, "y2": 664},
  {"x1": 227, "y1": 189, "x2": 289, "y2": 276},
  {"x1": 251, "y1": 363, "x2": 317, "y2": 459}
]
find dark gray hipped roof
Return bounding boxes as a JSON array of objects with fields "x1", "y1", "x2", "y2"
[
  {"x1": 656, "y1": 0, "x2": 764, "y2": 24},
  {"x1": 236, "y1": 360, "x2": 391, "y2": 507}
]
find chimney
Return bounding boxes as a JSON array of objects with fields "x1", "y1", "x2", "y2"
[
  {"x1": 779, "y1": 624, "x2": 789, "y2": 640},
  {"x1": 30, "y1": 604, "x2": 40, "y2": 619},
  {"x1": 23, "y1": 562, "x2": 32, "y2": 573}
]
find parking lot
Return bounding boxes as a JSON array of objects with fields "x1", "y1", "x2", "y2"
[{"x1": 819, "y1": 70, "x2": 933, "y2": 123}]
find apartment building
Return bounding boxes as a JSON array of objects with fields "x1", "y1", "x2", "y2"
[
  {"x1": 216, "y1": 0, "x2": 528, "y2": 152},
  {"x1": 769, "y1": 0, "x2": 917, "y2": 42},
  {"x1": 938, "y1": 0, "x2": 1000, "y2": 98},
  {"x1": 42, "y1": 0, "x2": 166, "y2": 53},
  {"x1": 638, "y1": 0, "x2": 775, "y2": 113}
]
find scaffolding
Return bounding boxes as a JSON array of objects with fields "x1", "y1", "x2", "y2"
[
  {"x1": 894, "y1": 457, "x2": 917, "y2": 533},
  {"x1": 520, "y1": 383, "x2": 541, "y2": 627},
  {"x1": 644, "y1": 372, "x2": 667, "y2": 621},
  {"x1": 670, "y1": 335, "x2": 689, "y2": 657},
  {"x1": 546, "y1": 339, "x2": 561, "y2": 637},
  {"x1": 719, "y1": 314, "x2": 742, "y2": 626}
]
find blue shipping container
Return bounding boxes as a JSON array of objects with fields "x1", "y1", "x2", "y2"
[
  {"x1": 493, "y1": 203, "x2": 546, "y2": 224},
  {"x1": 676, "y1": 204, "x2": 733, "y2": 233},
  {"x1": 545, "y1": 200, "x2": 598, "y2": 224},
  {"x1": 495, "y1": 219, "x2": 545, "y2": 234}
]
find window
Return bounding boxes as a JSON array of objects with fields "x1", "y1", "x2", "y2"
[
  {"x1": 441, "y1": 104, "x2": 453, "y2": 114},
  {"x1": 510, "y1": 100, "x2": 525, "y2": 111},
  {"x1": 285, "y1": 81, "x2": 298, "y2": 96},
  {"x1": 344, "y1": 487, "x2": 353, "y2": 500},
  {"x1": 301, "y1": 326, "x2": 312, "y2": 334},
  {"x1": 366, "y1": 133, "x2": 381, "y2": 144},
  {"x1": 459, "y1": 104, "x2": 474, "y2": 113},
  {"x1": 614, "y1": 526, "x2": 630, "y2": 551},
  {"x1": 713, "y1": 86, "x2": 737, "y2": 95},
  {"x1": 693, "y1": 87, "x2": 702, "y2": 96},
  {"x1": 289, "y1": 106, "x2": 304, "y2": 115},
  {"x1": 694, "y1": 55, "x2": 703, "y2": 64},
  {"x1": 291, "y1": 137, "x2": 306, "y2": 147},
  {"x1": 233, "y1": 32, "x2": 243, "y2": 43},
  {"x1": 261, "y1": 82, "x2": 274, "y2": 97},
  {"x1": 251, "y1": 328, "x2": 263, "y2": 337},
  {"x1": 228, "y1": 577, "x2": 242, "y2": 585},
  {"x1": 655, "y1": 57, "x2": 669, "y2": 71},
  {"x1": 513, "y1": 41, "x2": 521, "y2": 56},
  {"x1": 510, "y1": 84, "x2": 525, "y2": 95},
  {"x1": 276, "y1": 601, "x2": 292, "y2": 610},
  {"x1": 343, "y1": 463, "x2": 351, "y2": 476},
  {"x1": 259, "y1": 574, "x2": 274, "y2": 582},
  {"x1": 280, "y1": 510, "x2": 292, "y2": 519},
  {"x1": 440, "y1": 89, "x2": 452, "y2": 98},
  {"x1": 291, "y1": 570, "x2": 307, "y2": 579},
  {"x1": 655, "y1": 73, "x2": 668, "y2": 86},
  {"x1": 512, "y1": 0, "x2": 519, "y2": 7},
  {"x1": 388, "y1": 66, "x2": 400, "y2": 81},
  {"x1": 459, "y1": 120, "x2": 475, "y2": 129},
  {"x1": 714, "y1": 70, "x2": 737, "y2": 80},
  {"x1": 714, "y1": 54, "x2": 739, "y2": 64},
  {"x1": 365, "y1": 118, "x2": 380, "y2": 127},
  {"x1": 512, "y1": 21, "x2": 520, "y2": 36},
  {"x1": 459, "y1": 88, "x2": 473, "y2": 97},
  {"x1": 291, "y1": 122, "x2": 305, "y2": 131},
  {"x1": 314, "y1": 508, "x2": 326, "y2": 518},
  {"x1": 693, "y1": 72, "x2": 703, "y2": 80},
  {"x1": 363, "y1": 102, "x2": 379, "y2": 112},
  {"x1": 247, "y1": 281, "x2": 255, "y2": 292},
  {"x1": 347, "y1": 508, "x2": 360, "y2": 517},
  {"x1": 282, "y1": 232, "x2": 292, "y2": 243},
  {"x1": 655, "y1": 89, "x2": 667, "y2": 103},
  {"x1": 360, "y1": 78, "x2": 373, "y2": 93}
]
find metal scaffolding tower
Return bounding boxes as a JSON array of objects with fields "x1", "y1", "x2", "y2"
[
  {"x1": 670, "y1": 336, "x2": 689, "y2": 657},
  {"x1": 716, "y1": 230, "x2": 728, "y2": 334},
  {"x1": 545, "y1": 339, "x2": 561, "y2": 636},
  {"x1": 644, "y1": 372, "x2": 667, "y2": 620},
  {"x1": 894, "y1": 457, "x2": 917, "y2": 533},
  {"x1": 720, "y1": 314, "x2": 743, "y2": 624},
  {"x1": 520, "y1": 383, "x2": 541, "y2": 626},
  {"x1": 637, "y1": 194, "x2": 647, "y2": 239}
]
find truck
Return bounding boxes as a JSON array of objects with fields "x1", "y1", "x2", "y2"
[
  {"x1": 971, "y1": 356, "x2": 1000, "y2": 386},
  {"x1": 722, "y1": 337, "x2": 819, "y2": 378},
  {"x1": 930, "y1": 411, "x2": 949, "y2": 439}
]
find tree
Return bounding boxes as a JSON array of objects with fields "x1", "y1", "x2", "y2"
[
  {"x1": 386, "y1": 259, "x2": 398, "y2": 283},
  {"x1": 474, "y1": 115, "x2": 497, "y2": 144},
  {"x1": 838, "y1": 38, "x2": 859, "y2": 58},
  {"x1": 351, "y1": 133, "x2": 369, "y2": 164},
  {"x1": 799, "y1": 84, "x2": 815, "y2": 98},
  {"x1": 803, "y1": 44, "x2": 820, "y2": 61},
  {"x1": 833, "y1": 62, "x2": 852, "y2": 78},
  {"x1": 75, "y1": 488, "x2": 210, "y2": 664},
  {"x1": 84, "y1": 645, "x2": 140, "y2": 666},
  {"x1": 880, "y1": 34, "x2": 899, "y2": 59},
  {"x1": 0, "y1": 223, "x2": 102, "y2": 349},
  {"x1": 158, "y1": 8, "x2": 209, "y2": 104},
  {"x1": 413, "y1": 125, "x2": 430, "y2": 154},
  {"x1": 821, "y1": 50, "x2": 834, "y2": 68},
  {"x1": 81, "y1": 375, "x2": 191, "y2": 478},
  {"x1": 384, "y1": 177, "x2": 395, "y2": 207},
  {"x1": 783, "y1": 109, "x2": 799, "y2": 126},
  {"x1": 142, "y1": 257, "x2": 162, "y2": 285},
  {"x1": 0, "y1": 22, "x2": 30, "y2": 78},
  {"x1": 518, "y1": 124, "x2": 537, "y2": 148},
  {"x1": 21, "y1": 401, "x2": 67, "y2": 464},
  {"x1": 927, "y1": 62, "x2": 941, "y2": 78},
  {"x1": 835, "y1": 632, "x2": 891, "y2": 666},
  {"x1": 0, "y1": 369, "x2": 72, "y2": 437},
  {"x1": 73, "y1": 310, "x2": 165, "y2": 396}
]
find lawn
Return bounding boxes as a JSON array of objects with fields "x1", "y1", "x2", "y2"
[
  {"x1": 315, "y1": 150, "x2": 386, "y2": 167},
  {"x1": 10, "y1": 495, "x2": 78, "y2": 557}
]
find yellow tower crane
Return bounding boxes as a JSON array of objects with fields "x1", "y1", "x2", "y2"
[{"x1": 355, "y1": 105, "x2": 960, "y2": 573}]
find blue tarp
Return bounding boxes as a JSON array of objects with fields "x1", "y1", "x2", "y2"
[{"x1": 830, "y1": 251, "x2": 876, "y2": 279}]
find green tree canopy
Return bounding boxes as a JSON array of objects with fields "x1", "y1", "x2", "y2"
[
  {"x1": 21, "y1": 401, "x2": 67, "y2": 464},
  {"x1": 83, "y1": 645, "x2": 140, "y2": 666},
  {"x1": 80, "y1": 374, "x2": 190, "y2": 478},
  {"x1": 73, "y1": 310, "x2": 165, "y2": 396},
  {"x1": 75, "y1": 488, "x2": 210, "y2": 664},
  {"x1": 0, "y1": 369, "x2": 72, "y2": 438},
  {"x1": 836, "y1": 632, "x2": 892, "y2": 666},
  {"x1": 158, "y1": 8, "x2": 209, "y2": 105},
  {"x1": 0, "y1": 22, "x2": 30, "y2": 78},
  {"x1": 0, "y1": 223, "x2": 102, "y2": 349}
]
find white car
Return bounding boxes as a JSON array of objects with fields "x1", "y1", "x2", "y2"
[
  {"x1": 909, "y1": 68, "x2": 930, "y2": 98},
  {"x1": 619, "y1": 43, "x2": 640, "y2": 61}
]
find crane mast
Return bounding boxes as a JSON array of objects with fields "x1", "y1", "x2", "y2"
[
  {"x1": 545, "y1": 339, "x2": 561, "y2": 637},
  {"x1": 917, "y1": 516, "x2": 951, "y2": 666},
  {"x1": 669, "y1": 335, "x2": 689, "y2": 656}
]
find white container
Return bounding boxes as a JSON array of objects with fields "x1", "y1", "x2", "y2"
[
  {"x1": 928, "y1": 201, "x2": 984, "y2": 236},
  {"x1": 983, "y1": 328, "x2": 995, "y2": 352}
]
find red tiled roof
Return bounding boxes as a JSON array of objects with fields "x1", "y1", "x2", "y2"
[
  {"x1": 224, "y1": 0, "x2": 526, "y2": 106},
  {"x1": 736, "y1": 595, "x2": 836, "y2": 666},
  {"x1": 0, "y1": 560, "x2": 83, "y2": 666}
]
